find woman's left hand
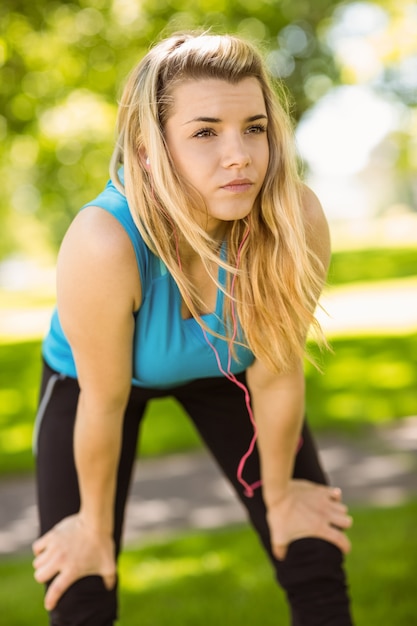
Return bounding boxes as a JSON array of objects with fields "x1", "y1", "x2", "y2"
[{"x1": 266, "y1": 479, "x2": 353, "y2": 561}]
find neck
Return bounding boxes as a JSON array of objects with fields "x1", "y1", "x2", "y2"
[{"x1": 177, "y1": 223, "x2": 229, "y2": 262}]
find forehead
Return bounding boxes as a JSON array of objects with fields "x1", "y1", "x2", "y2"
[{"x1": 167, "y1": 77, "x2": 266, "y2": 119}]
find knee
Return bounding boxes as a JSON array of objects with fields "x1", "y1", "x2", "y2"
[
  {"x1": 49, "y1": 576, "x2": 118, "y2": 626},
  {"x1": 275, "y1": 539, "x2": 353, "y2": 626},
  {"x1": 276, "y1": 538, "x2": 346, "y2": 587}
]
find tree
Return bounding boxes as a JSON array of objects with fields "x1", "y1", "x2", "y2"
[{"x1": 0, "y1": 0, "x2": 415, "y2": 257}]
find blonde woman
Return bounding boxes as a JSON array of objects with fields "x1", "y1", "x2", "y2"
[{"x1": 32, "y1": 32, "x2": 353, "y2": 625}]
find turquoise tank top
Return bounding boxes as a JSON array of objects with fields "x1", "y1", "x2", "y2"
[{"x1": 42, "y1": 178, "x2": 255, "y2": 388}]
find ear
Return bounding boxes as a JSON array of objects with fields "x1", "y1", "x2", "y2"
[{"x1": 138, "y1": 146, "x2": 151, "y2": 169}]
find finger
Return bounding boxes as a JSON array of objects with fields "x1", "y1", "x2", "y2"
[
  {"x1": 329, "y1": 487, "x2": 342, "y2": 502},
  {"x1": 44, "y1": 571, "x2": 74, "y2": 611},
  {"x1": 331, "y1": 513, "x2": 353, "y2": 530},
  {"x1": 33, "y1": 554, "x2": 62, "y2": 585},
  {"x1": 326, "y1": 526, "x2": 352, "y2": 554},
  {"x1": 34, "y1": 563, "x2": 59, "y2": 585},
  {"x1": 32, "y1": 533, "x2": 50, "y2": 556},
  {"x1": 330, "y1": 501, "x2": 348, "y2": 515},
  {"x1": 33, "y1": 540, "x2": 59, "y2": 567},
  {"x1": 33, "y1": 548, "x2": 52, "y2": 570}
]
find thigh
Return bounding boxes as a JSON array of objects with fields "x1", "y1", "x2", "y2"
[
  {"x1": 175, "y1": 373, "x2": 327, "y2": 505},
  {"x1": 175, "y1": 373, "x2": 353, "y2": 626},
  {"x1": 175, "y1": 373, "x2": 263, "y2": 498},
  {"x1": 35, "y1": 362, "x2": 82, "y2": 535},
  {"x1": 35, "y1": 363, "x2": 148, "y2": 547}
]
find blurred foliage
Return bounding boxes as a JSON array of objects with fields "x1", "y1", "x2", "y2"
[{"x1": 1, "y1": 0, "x2": 416, "y2": 258}]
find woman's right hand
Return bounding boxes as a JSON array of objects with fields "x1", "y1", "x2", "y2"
[{"x1": 32, "y1": 513, "x2": 116, "y2": 611}]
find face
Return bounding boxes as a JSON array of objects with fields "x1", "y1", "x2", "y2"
[{"x1": 164, "y1": 77, "x2": 269, "y2": 237}]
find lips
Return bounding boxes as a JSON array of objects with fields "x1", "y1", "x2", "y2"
[{"x1": 221, "y1": 178, "x2": 254, "y2": 192}]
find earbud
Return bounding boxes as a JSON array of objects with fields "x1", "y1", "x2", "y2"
[{"x1": 145, "y1": 156, "x2": 150, "y2": 166}]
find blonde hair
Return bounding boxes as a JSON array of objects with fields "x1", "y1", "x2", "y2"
[{"x1": 110, "y1": 32, "x2": 325, "y2": 373}]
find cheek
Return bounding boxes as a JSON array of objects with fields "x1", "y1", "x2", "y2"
[
  {"x1": 178, "y1": 149, "x2": 213, "y2": 182},
  {"x1": 170, "y1": 150, "x2": 208, "y2": 192},
  {"x1": 168, "y1": 148, "x2": 193, "y2": 182},
  {"x1": 261, "y1": 147, "x2": 269, "y2": 177},
  {"x1": 170, "y1": 139, "x2": 199, "y2": 168}
]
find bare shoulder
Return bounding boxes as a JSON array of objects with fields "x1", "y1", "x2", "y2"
[
  {"x1": 300, "y1": 184, "x2": 331, "y2": 273},
  {"x1": 56, "y1": 205, "x2": 141, "y2": 397},
  {"x1": 58, "y1": 205, "x2": 141, "y2": 311},
  {"x1": 60, "y1": 205, "x2": 135, "y2": 263}
]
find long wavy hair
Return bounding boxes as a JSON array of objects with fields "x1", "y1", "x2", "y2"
[{"x1": 110, "y1": 32, "x2": 325, "y2": 373}]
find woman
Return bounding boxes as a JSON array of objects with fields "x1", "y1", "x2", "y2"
[{"x1": 32, "y1": 32, "x2": 353, "y2": 625}]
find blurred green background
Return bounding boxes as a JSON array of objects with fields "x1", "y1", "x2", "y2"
[
  {"x1": 0, "y1": 0, "x2": 416, "y2": 624},
  {"x1": 1, "y1": 0, "x2": 416, "y2": 258}
]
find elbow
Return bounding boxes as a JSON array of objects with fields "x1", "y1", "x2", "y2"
[
  {"x1": 247, "y1": 358, "x2": 305, "y2": 395},
  {"x1": 78, "y1": 384, "x2": 131, "y2": 421}
]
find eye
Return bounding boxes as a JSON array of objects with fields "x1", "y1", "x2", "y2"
[
  {"x1": 192, "y1": 128, "x2": 216, "y2": 138},
  {"x1": 246, "y1": 124, "x2": 267, "y2": 134}
]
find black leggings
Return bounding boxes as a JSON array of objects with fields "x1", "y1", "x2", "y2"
[{"x1": 35, "y1": 361, "x2": 353, "y2": 626}]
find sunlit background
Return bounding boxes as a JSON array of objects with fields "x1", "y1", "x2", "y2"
[{"x1": 1, "y1": 0, "x2": 416, "y2": 264}]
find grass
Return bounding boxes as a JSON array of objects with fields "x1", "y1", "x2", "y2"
[
  {"x1": 0, "y1": 499, "x2": 416, "y2": 625},
  {"x1": 0, "y1": 341, "x2": 42, "y2": 475},
  {"x1": 305, "y1": 332, "x2": 417, "y2": 433},
  {"x1": 328, "y1": 245, "x2": 417, "y2": 286}
]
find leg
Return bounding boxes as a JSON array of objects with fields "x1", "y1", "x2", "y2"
[
  {"x1": 175, "y1": 373, "x2": 353, "y2": 626},
  {"x1": 35, "y1": 361, "x2": 150, "y2": 626}
]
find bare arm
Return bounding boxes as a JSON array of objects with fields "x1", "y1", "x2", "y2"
[
  {"x1": 247, "y1": 187, "x2": 352, "y2": 560},
  {"x1": 33, "y1": 206, "x2": 141, "y2": 608},
  {"x1": 64, "y1": 208, "x2": 140, "y2": 535},
  {"x1": 246, "y1": 360, "x2": 305, "y2": 508}
]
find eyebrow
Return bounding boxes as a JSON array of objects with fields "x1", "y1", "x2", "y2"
[{"x1": 184, "y1": 114, "x2": 268, "y2": 125}]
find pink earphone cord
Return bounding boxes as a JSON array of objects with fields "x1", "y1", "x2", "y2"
[
  {"x1": 174, "y1": 223, "x2": 303, "y2": 498},
  {"x1": 202, "y1": 227, "x2": 262, "y2": 498}
]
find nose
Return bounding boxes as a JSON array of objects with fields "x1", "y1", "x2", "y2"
[{"x1": 221, "y1": 134, "x2": 251, "y2": 168}]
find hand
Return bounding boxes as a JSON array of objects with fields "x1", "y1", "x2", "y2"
[
  {"x1": 266, "y1": 480, "x2": 353, "y2": 561},
  {"x1": 32, "y1": 514, "x2": 116, "y2": 611}
]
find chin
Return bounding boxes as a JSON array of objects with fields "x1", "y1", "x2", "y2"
[{"x1": 213, "y1": 203, "x2": 255, "y2": 222}]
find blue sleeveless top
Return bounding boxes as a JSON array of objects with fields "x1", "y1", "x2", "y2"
[{"x1": 42, "y1": 178, "x2": 255, "y2": 389}]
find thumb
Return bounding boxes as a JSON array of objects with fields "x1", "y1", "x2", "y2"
[
  {"x1": 272, "y1": 542, "x2": 288, "y2": 561},
  {"x1": 102, "y1": 572, "x2": 117, "y2": 591}
]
